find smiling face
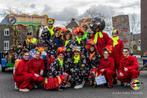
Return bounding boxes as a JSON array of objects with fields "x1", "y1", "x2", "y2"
[{"x1": 23, "y1": 53, "x2": 30, "y2": 61}]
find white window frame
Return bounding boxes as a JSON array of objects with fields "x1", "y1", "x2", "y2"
[
  {"x1": 3, "y1": 40, "x2": 10, "y2": 51},
  {"x1": 4, "y1": 28, "x2": 10, "y2": 36}
]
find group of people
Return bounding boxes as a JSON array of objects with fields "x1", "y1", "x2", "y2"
[{"x1": 12, "y1": 17, "x2": 139, "y2": 92}]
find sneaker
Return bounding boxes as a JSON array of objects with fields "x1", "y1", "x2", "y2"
[
  {"x1": 19, "y1": 89, "x2": 30, "y2": 92},
  {"x1": 74, "y1": 85, "x2": 81, "y2": 89},
  {"x1": 74, "y1": 82, "x2": 85, "y2": 89}
]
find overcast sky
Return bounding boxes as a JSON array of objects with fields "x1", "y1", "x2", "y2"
[{"x1": 0, "y1": 0, "x2": 140, "y2": 26}]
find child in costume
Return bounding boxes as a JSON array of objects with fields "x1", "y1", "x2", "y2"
[
  {"x1": 98, "y1": 49, "x2": 116, "y2": 88},
  {"x1": 53, "y1": 27, "x2": 64, "y2": 49},
  {"x1": 86, "y1": 40, "x2": 101, "y2": 86},
  {"x1": 69, "y1": 46, "x2": 87, "y2": 89},
  {"x1": 41, "y1": 18, "x2": 55, "y2": 50},
  {"x1": 72, "y1": 27, "x2": 87, "y2": 59},
  {"x1": 44, "y1": 47, "x2": 70, "y2": 90},
  {"x1": 82, "y1": 25, "x2": 89, "y2": 41}
]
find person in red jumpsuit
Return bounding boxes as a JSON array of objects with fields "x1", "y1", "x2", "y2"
[
  {"x1": 110, "y1": 29, "x2": 124, "y2": 84},
  {"x1": 98, "y1": 49, "x2": 115, "y2": 88},
  {"x1": 28, "y1": 51, "x2": 44, "y2": 75},
  {"x1": 111, "y1": 29, "x2": 124, "y2": 70},
  {"x1": 13, "y1": 52, "x2": 44, "y2": 92},
  {"x1": 117, "y1": 48, "x2": 139, "y2": 85},
  {"x1": 89, "y1": 17, "x2": 113, "y2": 56},
  {"x1": 28, "y1": 51, "x2": 45, "y2": 86}
]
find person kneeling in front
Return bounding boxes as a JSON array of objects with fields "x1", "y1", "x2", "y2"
[
  {"x1": 117, "y1": 48, "x2": 139, "y2": 86},
  {"x1": 13, "y1": 52, "x2": 44, "y2": 92},
  {"x1": 98, "y1": 49, "x2": 116, "y2": 88}
]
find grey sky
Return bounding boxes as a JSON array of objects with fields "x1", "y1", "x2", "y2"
[{"x1": 0, "y1": 0, "x2": 140, "y2": 26}]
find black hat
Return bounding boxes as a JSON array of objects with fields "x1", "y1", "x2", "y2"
[{"x1": 90, "y1": 17, "x2": 105, "y2": 32}]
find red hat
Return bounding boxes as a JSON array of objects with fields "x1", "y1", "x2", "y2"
[
  {"x1": 54, "y1": 27, "x2": 62, "y2": 32},
  {"x1": 73, "y1": 27, "x2": 84, "y2": 35},
  {"x1": 86, "y1": 39, "x2": 96, "y2": 50},
  {"x1": 61, "y1": 27, "x2": 68, "y2": 33},
  {"x1": 57, "y1": 47, "x2": 65, "y2": 55}
]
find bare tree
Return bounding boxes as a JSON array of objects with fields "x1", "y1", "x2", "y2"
[
  {"x1": 80, "y1": 5, "x2": 115, "y2": 34},
  {"x1": 129, "y1": 14, "x2": 140, "y2": 34}
]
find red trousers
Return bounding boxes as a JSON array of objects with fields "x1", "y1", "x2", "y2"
[
  {"x1": 14, "y1": 74, "x2": 44, "y2": 89},
  {"x1": 117, "y1": 70, "x2": 139, "y2": 83},
  {"x1": 100, "y1": 69, "x2": 115, "y2": 86}
]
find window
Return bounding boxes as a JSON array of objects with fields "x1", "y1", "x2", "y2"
[
  {"x1": 3, "y1": 41, "x2": 10, "y2": 50},
  {"x1": 4, "y1": 28, "x2": 10, "y2": 36}
]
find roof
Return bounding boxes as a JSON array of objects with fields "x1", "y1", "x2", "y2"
[
  {"x1": 66, "y1": 18, "x2": 79, "y2": 29},
  {"x1": 14, "y1": 21, "x2": 40, "y2": 26},
  {"x1": 0, "y1": 16, "x2": 10, "y2": 25}
]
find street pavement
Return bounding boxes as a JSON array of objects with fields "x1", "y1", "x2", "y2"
[{"x1": 0, "y1": 70, "x2": 146, "y2": 98}]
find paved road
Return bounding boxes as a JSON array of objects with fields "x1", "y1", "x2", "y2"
[{"x1": 0, "y1": 71, "x2": 146, "y2": 98}]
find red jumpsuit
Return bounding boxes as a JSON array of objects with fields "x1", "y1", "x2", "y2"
[
  {"x1": 98, "y1": 57, "x2": 115, "y2": 86},
  {"x1": 13, "y1": 59, "x2": 44, "y2": 89},
  {"x1": 90, "y1": 32, "x2": 112, "y2": 56},
  {"x1": 117, "y1": 56, "x2": 139, "y2": 83},
  {"x1": 111, "y1": 39, "x2": 124, "y2": 70},
  {"x1": 28, "y1": 58, "x2": 45, "y2": 74}
]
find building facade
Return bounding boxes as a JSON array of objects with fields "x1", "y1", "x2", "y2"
[
  {"x1": 0, "y1": 25, "x2": 13, "y2": 52},
  {"x1": 112, "y1": 15, "x2": 131, "y2": 48},
  {"x1": 1, "y1": 14, "x2": 49, "y2": 26}
]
